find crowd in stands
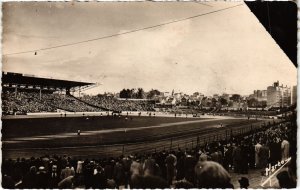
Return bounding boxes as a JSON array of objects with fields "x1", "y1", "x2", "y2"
[
  {"x1": 41, "y1": 93, "x2": 103, "y2": 112},
  {"x1": 2, "y1": 91, "x2": 105, "y2": 114},
  {"x1": 2, "y1": 119, "x2": 296, "y2": 189},
  {"x1": 80, "y1": 95, "x2": 155, "y2": 112},
  {"x1": 2, "y1": 91, "x2": 56, "y2": 114},
  {"x1": 2, "y1": 91, "x2": 156, "y2": 115}
]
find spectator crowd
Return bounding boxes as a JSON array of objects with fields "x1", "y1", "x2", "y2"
[
  {"x1": 2, "y1": 91, "x2": 156, "y2": 115},
  {"x1": 2, "y1": 120, "x2": 296, "y2": 189}
]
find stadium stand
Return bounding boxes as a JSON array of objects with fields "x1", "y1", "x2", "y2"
[
  {"x1": 2, "y1": 72, "x2": 156, "y2": 114},
  {"x1": 2, "y1": 72, "x2": 101, "y2": 114}
]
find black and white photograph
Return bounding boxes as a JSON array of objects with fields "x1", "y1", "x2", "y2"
[{"x1": 1, "y1": 1, "x2": 297, "y2": 189}]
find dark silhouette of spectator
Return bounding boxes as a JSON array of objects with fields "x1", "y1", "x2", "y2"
[
  {"x1": 184, "y1": 154, "x2": 197, "y2": 184},
  {"x1": 48, "y1": 165, "x2": 60, "y2": 188},
  {"x1": 92, "y1": 166, "x2": 107, "y2": 189},
  {"x1": 240, "y1": 141, "x2": 249, "y2": 174},
  {"x1": 174, "y1": 179, "x2": 194, "y2": 188},
  {"x1": 36, "y1": 166, "x2": 48, "y2": 188},
  {"x1": 269, "y1": 137, "x2": 281, "y2": 165},
  {"x1": 2, "y1": 174, "x2": 15, "y2": 189},
  {"x1": 83, "y1": 161, "x2": 94, "y2": 188},
  {"x1": 248, "y1": 141, "x2": 256, "y2": 169},
  {"x1": 131, "y1": 174, "x2": 168, "y2": 189},
  {"x1": 276, "y1": 170, "x2": 295, "y2": 188},
  {"x1": 238, "y1": 177, "x2": 249, "y2": 189},
  {"x1": 165, "y1": 153, "x2": 177, "y2": 185},
  {"x1": 122, "y1": 156, "x2": 132, "y2": 188},
  {"x1": 113, "y1": 159, "x2": 125, "y2": 188},
  {"x1": 258, "y1": 141, "x2": 270, "y2": 169},
  {"x1": 223, "y1": 143, "x2": 233, "y2": 171},
  {"x1": 232, "y1": 142, "x2": 242, "y2": 173},
  {"x1": 22, "y1": 166, "x2": 37, "y2": 188}
]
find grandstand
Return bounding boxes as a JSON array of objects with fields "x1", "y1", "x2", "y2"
[
  {"x1": 2, "y1": 72, "x2": 104, "y2": 115},
  {"x1": 2, "y1": 72, "x2": 157, "y2": 115}
]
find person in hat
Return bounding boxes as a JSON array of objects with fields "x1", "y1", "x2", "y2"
[
  {"x1": 238, "y1": 177, "x2": 249, "y2": 189},
  {"x1": 48, "y1": 165, "x2": 60, "y2": 188},
  {"x1": 36, "y1": 166, "x2": 48, "y2": 188},
  {"x1": 165, "y1": 153, "x2": 177, "y2": 186}
]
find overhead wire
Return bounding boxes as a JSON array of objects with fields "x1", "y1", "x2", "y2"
[
  {"x1": 4, "y1": 3, "x2": 243, "y2": 56},
  {"x1": 193, "y1": 1, "x2": 213, "y2": 7}
]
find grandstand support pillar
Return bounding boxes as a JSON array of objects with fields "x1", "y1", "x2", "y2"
[
  {"x1": 15, "y1": 85, "x2": 17, "y2": 97},
  {"x1": 66, "y1": 87, "x2": 71, "y2": 95},
  {"x1": 39, "y1": 87, "x2": 42, "y2": 100}
]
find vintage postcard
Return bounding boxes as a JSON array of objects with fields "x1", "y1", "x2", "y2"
[{"x1": 1, "y1": 1, "x2": 297, "y2": 189}]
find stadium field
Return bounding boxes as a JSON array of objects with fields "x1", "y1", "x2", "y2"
[{"x1": 2, "y1": 116, "x2": 269, "y2": 159}]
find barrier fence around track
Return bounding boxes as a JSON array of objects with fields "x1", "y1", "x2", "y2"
[{"x1": 119, "y1": 119, "x2": 284, "y2": 157}]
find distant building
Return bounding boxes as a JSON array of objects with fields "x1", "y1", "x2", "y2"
[
  {"x1": 291, "y1": 85, "x2": 297, "y2": 105},
  {"x1": 253, "y1": 90, "x2": 267, "y2": 101},
  {"x1": 267, "y1": 81, "x2": 291, "y2": 107}
]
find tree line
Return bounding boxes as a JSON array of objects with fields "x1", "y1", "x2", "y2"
[{"x1": 119, "y1": 88, "x2": 161, "y2": 99}]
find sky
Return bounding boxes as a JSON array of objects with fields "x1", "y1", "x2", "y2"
[{"x1": 2, "y1": 1, "x2": 297, "y2": 96}]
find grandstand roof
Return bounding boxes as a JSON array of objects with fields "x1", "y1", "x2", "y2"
[{"x1": 2, "y1": 72, "x2": 94, "y2": 88}]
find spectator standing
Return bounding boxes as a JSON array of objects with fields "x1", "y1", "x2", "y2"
[
  {"x1": 281, "y1": 137, "x2": 290, "y2": 161},
  {"x1": 113, "y1": 159, "x2": 125, "y2": 188},
  {"x1": 184, "y1": 154, "x2": 197, "y2": 184},
  {"x1": 223, "y1": 144, "x2": 233, "y2": 171},
  {"x1": 60, "y1": 165, "x2": 75, "y2": 180},
  {"x1": 255, "y1": 140, "x2": 262, "y2": 168},
  {"x1": 232, "y1": 142, "x2": 242, "y2": 173},
  {"x1": 92, "y1": 166, "x2": 107, "y2": 188},
  {"x1": 36, "y1": 166, "x2": 48, "y2": 188},
  {"x1": 257, "y1": 141, "x2": 270, "y2": 169},
  {"x1": 48, "y1": 165, "x2": 60, "y2": 188},
  {"x1": 21, "y1": 166, "x2": 37, "y2": 188},
  {"x1": 165, "y1": 153, "x2": 177, "y2": 186}
]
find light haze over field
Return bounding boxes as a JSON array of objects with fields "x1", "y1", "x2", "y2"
[{"x1": 2, "y1": 1, "x2": 297, "y2": 95}]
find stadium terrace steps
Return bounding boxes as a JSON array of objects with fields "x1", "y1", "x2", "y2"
[{"x1": 69, "y1": 94, "x2": 109, "y2": 111}]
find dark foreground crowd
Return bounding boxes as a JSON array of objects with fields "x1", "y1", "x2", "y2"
[{"x1": 2, "y1": 120, "x2": 297, "y2": 189}]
